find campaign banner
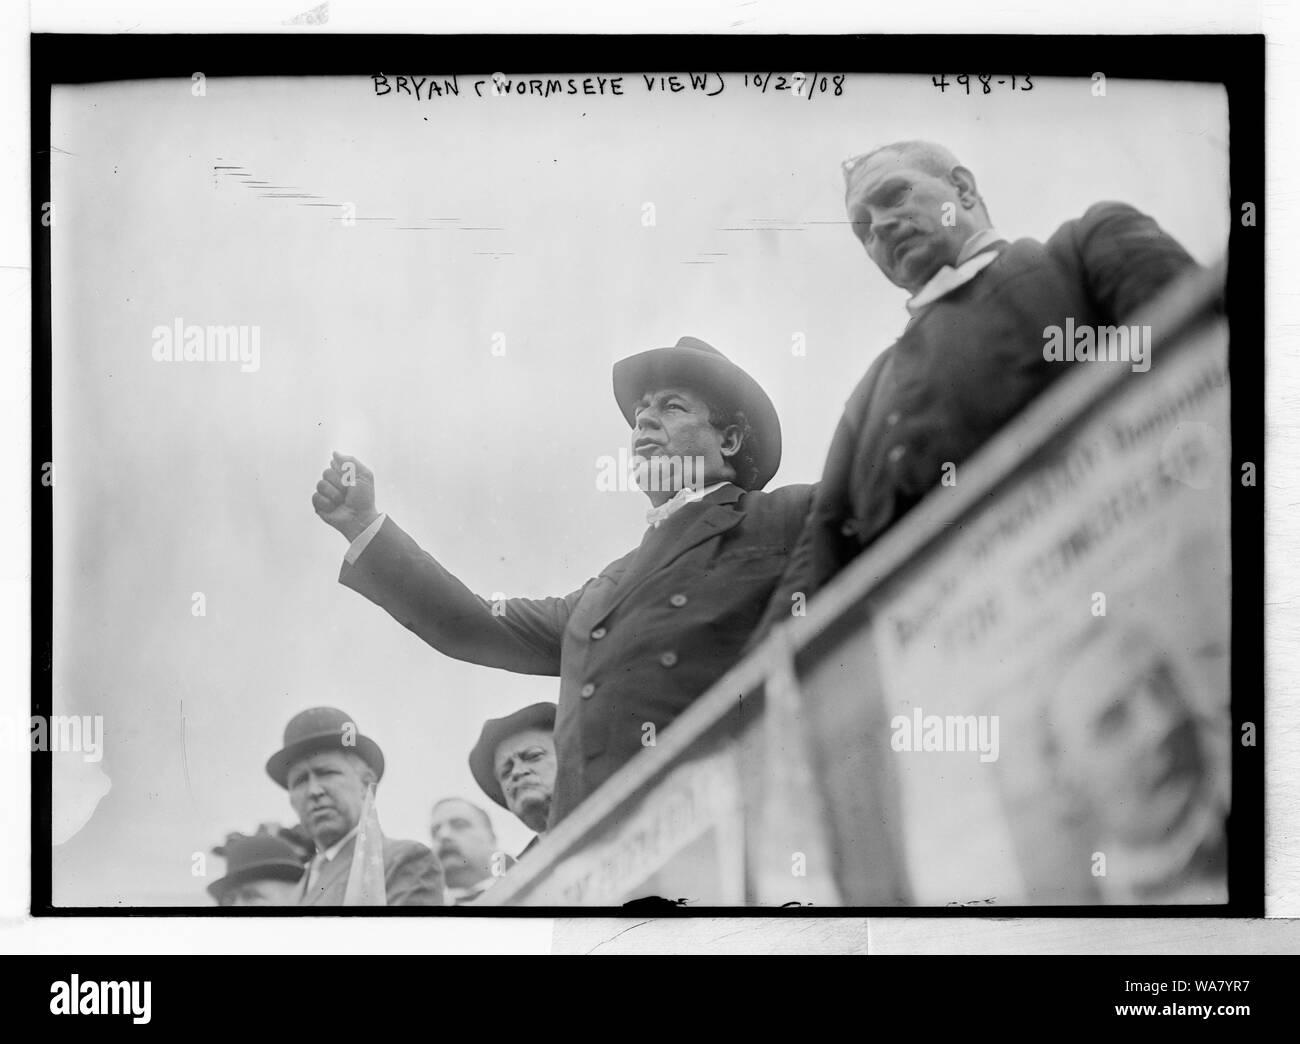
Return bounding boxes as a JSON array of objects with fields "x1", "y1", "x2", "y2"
[
  {"x1": 861, "y1": 319, "x2": 1232, "y2": 906},
  {"x1": 516, "y1": 746, "x2": 747, "y2": 906}
]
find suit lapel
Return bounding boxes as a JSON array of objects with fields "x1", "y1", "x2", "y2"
[{"x1": 595, "y1": 486, "x2": 746, "y2": 622}]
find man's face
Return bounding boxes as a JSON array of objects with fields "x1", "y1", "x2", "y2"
[
  {"x1": 222, "y1": 878, "x2": 301, "y2": 907},
  {"x1": 631, "y1": 386, "x2": 733, "y2": 493},
  {"x1": 494, "y1": 727, "x2": 557, "y2": 834},
  {"x1": 1055, "y1": 654, "x2": 1206, "y2": 846},
  {"x1": 430, "y1": 799, "x2": 496, "y2": 888},
  {"x1": 844, "y1": 150, "x2": 974, "y2": 294},
  {"x1": 287, "y1": 749, "x2": 371, "y2": 849}
]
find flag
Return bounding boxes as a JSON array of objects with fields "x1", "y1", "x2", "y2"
[{"x1": 342, "y1": 783, "x2": 387, "y2": 906}]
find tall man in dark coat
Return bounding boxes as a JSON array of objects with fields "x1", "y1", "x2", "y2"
[
  {"x1": 761, "y1": 140, "x2": 1200, "y2": 626},
  {"x1": 312, "y1": 338, "x2": 814, "y2": 826}
]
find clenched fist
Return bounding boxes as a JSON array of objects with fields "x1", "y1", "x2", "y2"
[{"x1": 313, "y1": 451, "x2": 380, "y2": 543}]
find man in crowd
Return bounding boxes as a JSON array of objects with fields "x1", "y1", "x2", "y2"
[
  {"x1": 430, "y1": 796, "x2": 508, "y2": 904},
  {"x1": 267, "y1": 706, "x2": 445, "y2": 906},
  {"x1": 763, "y1": 140, "x2": 1200, "y2": 628},
  {"x1": 468, "y1": 702, "x2": 558, "y2": 859},
  {"x1": 207, "y1": 826, "x2": 308, "y2": 907},
  {"x1": 312, "y1": 338, "x2": 814, "y2": 827}
]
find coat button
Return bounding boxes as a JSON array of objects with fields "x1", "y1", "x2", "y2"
[
  {"x1": 580, "y1": 683, "x2": 595, "y2": 698},
  {"x1": 591, "y1": 627, "x2": 607, "y2": 639},
  {"x1": 669, "y1": 593, "x2": 688, "y2": 607},
  {"x1": 659, "y1": 651, "x2": 678, "y2": 668},
  {"x1": 887, "y1": 445, "x2": 907, "y2": 465},
  {"x1": 886, "y1": 411, "x2": 901, "y2": 426}
]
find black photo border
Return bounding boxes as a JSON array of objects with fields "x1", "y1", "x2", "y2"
[{"x1": 30, "y1": 32, "x2": 1265, "y2": 918}]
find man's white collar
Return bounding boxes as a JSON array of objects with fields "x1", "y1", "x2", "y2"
[
  {"x1": 318, "y1": 824, "x2": 360, "y2": 862},
  {"x1": 905, "y1": 228, "x2": 1003, "y2": 315},
  {"x1": 645, "y1": 481, "x2": 732, "y2": 528}
]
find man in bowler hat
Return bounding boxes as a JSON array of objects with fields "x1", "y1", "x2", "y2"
[
  {"x1": 312, "y1": 337, "x2": 814, "y2": 826},
  {"x1": 468, "y1": 702, "x2": 558, "y2": 859},
  {"x1": 267, "y1": 707, "x2": 445, "y2": 906}
]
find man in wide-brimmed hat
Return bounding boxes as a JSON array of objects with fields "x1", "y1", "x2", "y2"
[
  {"x1": 267, "y1": 706, "x2": 445, "y2": 906},
  {"x1": 312, "y1": 337, "x2": 814, "y2": 826},
  {"x1": 468, "y1": 702, "x2": 557, "y2": 860},
  {"x1": 207, "y1": 827, "x2": 308, "y2": 907}
]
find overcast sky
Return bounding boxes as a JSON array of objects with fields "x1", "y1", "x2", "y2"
[{"x1": 48, "y1": 72, "x2": 1228, "y2": 905}]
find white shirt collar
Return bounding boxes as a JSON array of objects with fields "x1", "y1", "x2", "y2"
[
  {"x1": 645, "y1": 481, "x2": 732, "y2": 528},
  {"x1": 954, "y1": 227, "x2": 1003, "y2": 266},
  {"x1": 905, "y1": 228, "x2": 1004, "y2": 316},
  {"x1": 318, "y1": 824, "x2": 360, "y2": 863}
]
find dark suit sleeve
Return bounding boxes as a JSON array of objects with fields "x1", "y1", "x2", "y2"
[
  {"x1": 339, "y1": 516, "x2": 587, "y2": 676},
  {"x1": 1050, "y1": 201, "x2": 1199, "y2": 324},
  {"x1": 751, "y1": 378, "x2": 876, "y2": 647},
  {"x1": 753, "y1": 487, "x2": 843, "y2": 646},
  {"x1": 385, "y1": 841, "x2": 445, "y2": 907}
]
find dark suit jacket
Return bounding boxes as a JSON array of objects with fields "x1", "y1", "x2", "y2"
[
  {"x1": 761, "y1": 202, "x2": 1198, "y2": 627},
  {"x1": 298, "y1": 834, "x2": 445, "y2": 906},
  {"x1": 340, "y1": 482, "x2": 815, "y2": 825}
]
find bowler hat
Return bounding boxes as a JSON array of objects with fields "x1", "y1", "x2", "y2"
[
  {"x1": 265, "y1": 706, "x2": 385, "y2": 789},
  {"x1": 612, "y1": 336, "x2": 782, "y2": 490},
  {"x1": 206, "y1": 832, "x2": 306, "y2": 901},
  {"x1": 468, "y1": 702, "x2": 557, "y2": 808}
]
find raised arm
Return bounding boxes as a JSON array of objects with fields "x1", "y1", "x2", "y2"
[{"x1": 313, "y1": 452, "x2": 583, "y2": 676}]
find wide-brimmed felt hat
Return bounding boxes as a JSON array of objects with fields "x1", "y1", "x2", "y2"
[
  {"x1": 206, "y1": 832, "x2": 306, "y2": 901},
  {"x1": 612, "y1": 336, "x2": 782, "y2": 490},
  {"x1": 265, "y1": 706, "x2": 385, "y2": 789},
  {"x1": 468, "y1": 702, "x2": 557, "y2": 809}
]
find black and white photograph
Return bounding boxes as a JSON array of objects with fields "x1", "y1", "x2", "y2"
[{"x1": 30, "y1": 35, "x2": 1259, "y2": 917}]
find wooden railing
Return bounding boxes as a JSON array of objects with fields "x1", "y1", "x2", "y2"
[{"x1": 482, "y1": 262, "x2": 1230, "y2": 908}]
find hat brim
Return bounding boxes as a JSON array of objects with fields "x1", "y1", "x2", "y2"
[
  {"x1": 265, "y1": 733, "x2": 385, "y2": 789},
  {"x1": 612, "y1": 347, "x2": 781, "y2": 490},
  {"x1": 206, "y1": 859, "x2": 305, "y2": 900},
  {"x1": 469, "y1": 703, "x2": 558, "y2": 809}
]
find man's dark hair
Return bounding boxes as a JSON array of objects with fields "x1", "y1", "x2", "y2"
[
  {"x1": 701, "y1": 395, "x2": 759, "y2": 491},
  {"x1": 432, "y1": 796, "x2": 496, "y2": 838}
]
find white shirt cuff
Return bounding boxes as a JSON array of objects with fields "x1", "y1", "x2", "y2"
[{"x1": 344, "y1": 513, "x2": 387, "y2": 566}]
